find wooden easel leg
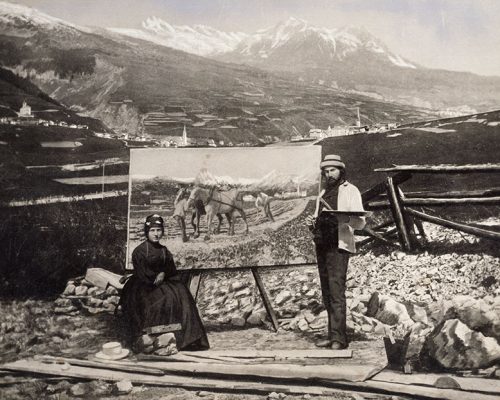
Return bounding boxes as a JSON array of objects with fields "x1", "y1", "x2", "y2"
[
  {"x1": 414, "y1": 217, "x2": 428, "y2": 244},
  {"x1": 251, "y1": 267, "x2": 279, "y2": 332},
  {"x1": 188, "y1": 271, "x2": 203, "y2": 302}
]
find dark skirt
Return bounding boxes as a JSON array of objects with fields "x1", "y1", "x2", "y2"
[{"x1": 121, "y1": 276, "x2": 209, "y2": 350}]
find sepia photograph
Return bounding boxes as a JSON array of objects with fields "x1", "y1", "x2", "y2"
[{"x1": 0, "y1": 0, "x2": 500, "y2": 399}]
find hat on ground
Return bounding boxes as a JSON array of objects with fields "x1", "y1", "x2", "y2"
[
  {"x1": 320, "y1": 154, "x2": 345, "y2": 170},
  {"x1": 95, "y1": 342, "x2": 130, "y2": 361}
]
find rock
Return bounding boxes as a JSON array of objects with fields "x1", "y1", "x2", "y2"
[
  {"x1": 106, "y1": 286, "x2": 119, "y2": 296},
  {"x1": 247, "y1": 310, "x2": 266, "y2": 326},
  {"x1": 54, "y1": 305, "x2": 78, "y2": 314},
  {"x1": 234, "y1": 287, "x2": 252, "y2": 298},
  {"x1": 154, "y1": 333, "x2": 176, "y2": 349},
  {"x1": 87, "y1": 287, "x2": 98, "y2": 297},
  {"x1": 268, "y1": 392, "x2": 286, "y2": 399},
  {"x1": 69, "y1": 383, "x2": 88, "y2": 397},
  {"x1": 406, "y1": 303, "x2": 429, "y2": 325},
  {"x1": 197, "y1": 391, "x2": 213, "y2": 397},
  {"x1": 275, "y1": 290, "x2": 292, "y2": 306},
  {"x1": 434, "y1": 376, "x2": 461, "y2": 390},
  {"x1": 375, "y1": 296, "x2": 414, "y2": 327},
  {"x1": 422, "y1": 319, "x2": 500, "y2": 370},
  {"x1": 231, "y1": 316, "x2": 246, "y2": 327},
  {"x1": 115, "y1": 380, "x2": 133, "y2": 394},
  {"x1": 47, "y1": 380, "x2": 72, "y2": 394},
  {"x1": 154, "y1": 343, "x2": 178, "y2": 356},
  {"x1": 54, "y1": 298, "x2": 73, "y2": 308},
  {"x1": 74, "y1": 286, "x2": 88, "y2": 296},
  {"x1": 135, "y1": 334, "x2": 154, "y2": 351},
  {"x1": 107, "y1": 295, "x2": 120, "y2": 305},
  {"x1": 63, "y1": 284, "x2": 76, "y2": 296},
  {"x1": 229, "y1": 281, "x2": 248, "y2": 292}
]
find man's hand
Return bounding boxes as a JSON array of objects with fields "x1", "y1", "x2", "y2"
[
  {"x1": 154, "y1": 272, "x2": 165, "y2": 286},
  {"x1": 305, "y1": 215, "x2": 317, "y2": 231}
]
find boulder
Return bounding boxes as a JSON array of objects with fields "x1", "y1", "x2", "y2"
[
  {"x1": 154, "y1": 333, "x2": 176, "y2": 349},
  {"x1": 135, "y1": 334, "x2": 154, "y2": 351},
  {"x1": 247, "y1": 310, "x2": 267, "y2": 326},
  {"x1": 154, "y1": 343, "x2": 178, "y2": 356},
  {"x1": 74, "y1": 286, "x2": 88, "y2": 296},
  {"x1": 374, "y1": 296, "x2": 414, "y2": 327},
  {"x1": 63, "y1": 284, "x2": 76, "y2": 296},
  {"x1": 69, "y1": 383, "x2": 89, "y2": 397},
  {"x1": 422, "y1": 319, "x2": 500, "y2": 370},
  {"x1": 442, "y1": 296, "x2": 500, "y2": 340},
  {"x1": 275, "y1": 290, "x2": 292, "y2": 306},
  {"x1": 115, "y1": 380, "x2": 133, "y2": 394},
  {"x1": 231, "y1": 316, "x2": 246, "y2": 327}
]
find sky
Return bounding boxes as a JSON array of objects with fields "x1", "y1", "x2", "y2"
[{"x1": 8, "y1": 0, "x2": 500, "y2": 76}]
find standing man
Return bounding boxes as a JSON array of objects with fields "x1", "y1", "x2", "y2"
[
  {"x1": 306, "y1": 154, "x2": 366, "y2": 349},
  {"x1": 255, "y1": 192, "x2": 275, "y2": 222}
]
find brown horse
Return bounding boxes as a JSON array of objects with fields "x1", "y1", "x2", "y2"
[{"x1": 187, "y1": 186, "x2": 249, "y2": 240}]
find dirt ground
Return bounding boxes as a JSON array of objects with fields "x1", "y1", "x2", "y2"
[{"x1": 0, "y1": 301, "x2": 403, "y2": 400}]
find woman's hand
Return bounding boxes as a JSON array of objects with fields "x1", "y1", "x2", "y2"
[{"x1": 154, "y1": 272, "x2": 165, "y2": 286}]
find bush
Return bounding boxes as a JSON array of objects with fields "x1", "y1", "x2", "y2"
[{"x1": 0, "y1": 198, "x2": 127, "y2": 297}]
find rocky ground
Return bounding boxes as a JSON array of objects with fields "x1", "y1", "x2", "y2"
[{"x1": 1, "y1": 221, "x2": 500, "y2": 399}]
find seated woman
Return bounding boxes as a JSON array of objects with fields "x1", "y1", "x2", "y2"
[{"x1": 121, "y1": 214, "x2": 209, "y2": 351}]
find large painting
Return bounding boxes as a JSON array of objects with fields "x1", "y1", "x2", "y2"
[{"x1": 128, "y1": 146, "x2": 321, "y2": 269}]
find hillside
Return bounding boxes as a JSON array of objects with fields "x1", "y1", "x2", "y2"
[
  {"x1": 0, "y1": 2, "x2": 437, "y2": 145},
  {"x1": 321, "y1": 109, "x2": 500, "y2": 194},
  {"x1": 0, "y1": 66, "x2": 127, "y2": 202}
]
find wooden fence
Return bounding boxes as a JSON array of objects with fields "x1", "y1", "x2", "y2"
[{"x1": 360, "y1": 163, "x2": 500, "y2": 251}]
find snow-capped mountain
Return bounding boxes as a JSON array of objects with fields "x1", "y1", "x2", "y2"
[
  {"x1": 221, "y1": 17, "x2": 416, "y2": 70},
  {"x1": 0, "y1": 0, "x2": 90, "y2": 33},
  {"x1": 109, "y1": 16, "x2": 247, "y2": 56}
]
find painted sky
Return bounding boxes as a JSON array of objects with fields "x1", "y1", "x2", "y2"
[
  {"x1": 9, "y1": 0, "x2": 500, "y2": 76},
  {"x1": 130, "y1": 147, "x2": 321, "y2": 180}
]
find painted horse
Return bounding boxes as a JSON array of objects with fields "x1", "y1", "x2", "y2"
[{"x1": 187, "y1": 186, "x2": 249, "y2": 240}]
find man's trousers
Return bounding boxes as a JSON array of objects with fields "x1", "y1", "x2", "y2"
[{"x1": 315, "y1": 245, "x2": 350, "y2": 347}]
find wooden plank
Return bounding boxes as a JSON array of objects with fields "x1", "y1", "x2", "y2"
[
  {"x1": 188, "y1": 271, "x2": 203, "y2": 301},
  {"x1": 135, "y1": 360, "x2": 380, "y2": 383},
  {"x1": 34, "y1": 355, "x2": 164, "y2": 376},
  {"x1": 406, "y1": 208, "x2": 500, "y2": 241},
  {"x1": 136, "y1": 353, "x2": 245, "y2": 364},
  {"x1": 386, "y1": 177, "x2": 412, "y2": 251},
  {"x1": 318, "y1": 378, "x2": 500, "y2": 400},
  {"x1": 143, "y1": 323, "x2": 182, "y2": 335},
  {"x1": 251, "y1": 267, "x2": 279, "y2": 332},
  {"x1": 0, "y1": 359, "x2": 379, "y2": 397},
  {"x1": 370, "y1": 196, "x2": 500, "y2": 207},
  {"x1": 361, "y1": 172, "x2": 412, "y2": 202},
  {"x1": 184, "y1": 349, "x2": 352, "y2": 359},
  {"x1": 373, "y1": 370, "x2": 500, "y2": 396},
  {"x1": 5, "y1": 360, "x2": 499, "y2": 400},
  {"x1": 375, "y1": 164, "x2": 500, "y2": 173}
]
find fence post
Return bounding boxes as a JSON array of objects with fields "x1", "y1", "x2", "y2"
[{"x1": 386, "y1": 176, "x2": 413, "y2": 252}]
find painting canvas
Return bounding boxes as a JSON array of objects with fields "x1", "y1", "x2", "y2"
[{"x1": 128, "y1": 146, "x2": 321, "y2": 269}]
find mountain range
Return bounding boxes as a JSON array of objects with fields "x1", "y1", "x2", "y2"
[
  {"x1": 0, "y1": 1, "x2": 437, "y2": 143},
  {"x1": 110, "y1": 15, "x2": 500, "y2": 112}
]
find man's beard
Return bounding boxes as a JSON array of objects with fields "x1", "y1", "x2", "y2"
[{"x1": 326, "y1": 176, "x2": 341, "y2": 188}]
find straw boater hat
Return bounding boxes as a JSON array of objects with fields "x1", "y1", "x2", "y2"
[
  {"x1": 320, "y1": 154, "x2": 345, "y2": 170},
  {"x1": 95, "y1": 342, "x2": 129, "y2": 361}
]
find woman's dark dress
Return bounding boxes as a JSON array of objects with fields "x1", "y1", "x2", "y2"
[{"x1": 121, "y1": 240, "x2": 209, "y2": 350}]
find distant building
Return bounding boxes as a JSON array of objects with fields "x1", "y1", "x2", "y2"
[{"x1": 18, "y1": 101, "x2": 33, "y2": 118}]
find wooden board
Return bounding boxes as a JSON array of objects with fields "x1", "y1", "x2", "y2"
[
  {"x1": 3, "y1": 360, "x2": 499, "y2": 400},
  {"x1": 373, "y1": 370, "x2": 500, "y2": 396},
  {"x1": 143, "y1": 323, "x2": 182, "y2": 335},
  {"x1": 182, "y1": 349, "x2": 352, "y2": 359},
  {"x1": 135, "y1": 360, "x2": 383, "y2": 382}
]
